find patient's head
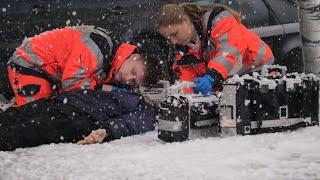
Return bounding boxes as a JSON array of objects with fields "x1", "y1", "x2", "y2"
[
  {"x1": 113, "y1": 30, "x2": 172, "y2": 87},
  {"x1": 112, "y1": 53, "x2": 147, "y2": 86}
]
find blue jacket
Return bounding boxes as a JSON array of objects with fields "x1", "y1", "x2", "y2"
[
  {"x1": 56, "y1": 90, "x2": 156, "y2": 141},
  {"x1": 0, "y1": 90, "x2": 156, "y2": 151}
]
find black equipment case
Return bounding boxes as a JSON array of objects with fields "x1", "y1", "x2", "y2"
[
  {"x1": 156, "y1": 66, "x2": 319, "y2": 142},
  {"x1": 157, "y1": 83, "x2": 220, "y2": 142},
  {"x1": 219, "y1": 65, "x2": 319, "y2": 135}
]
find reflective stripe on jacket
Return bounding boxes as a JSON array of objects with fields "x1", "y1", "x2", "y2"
[
  {"x1": 203, "y1": 8, "x2": 274, "y2": 79},
  {"x1": 9, "y1": 25, "x2": 117, "y2": 92},
  {"x1": 174, "y1": 7, "x2": 274, "y2": 81}
]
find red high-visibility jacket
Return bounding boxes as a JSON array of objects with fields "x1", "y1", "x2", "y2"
[
  {"x1": 7, "y1": 25, "x2": 135, "y2": 106},
  {"x1": 173, "y1": 46, "x2": 207, "y2": 82},
  {"x1": 172, "y1": 46, "x2": 207, "y2": 93},
  {"x1": 174, "y1": 7, "x2": 274, "y2": 83}
]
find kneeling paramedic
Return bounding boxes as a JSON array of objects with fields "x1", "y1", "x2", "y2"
[
  {"x1": 157, "y1": 3, "x2": 275, "y2": 95},
  {"x1": 7, "y1": 26, "x2": 169, "y2": 106}
]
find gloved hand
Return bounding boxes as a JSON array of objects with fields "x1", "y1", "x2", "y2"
[{"x1": 193, "y1": 74, "x2": 214, "y2": 96}]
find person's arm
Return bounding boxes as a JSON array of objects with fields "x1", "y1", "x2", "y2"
[
  {"x1": 206, "y1": 10, "x2": 274, "y2": 78},
  {"x1": 74, "y1": 91, "x2": 156, "y2": 144},
  {"x1": 101, "y1": 102, "x2": 156, "y2": 141},
  {"x1": 193, "y1": 11, "x2": 243, "y2": 95},
  {"x1": 77, "y1": 103, "x2": 156, "y2": 144},
  {"x1": 60, "y1": 43, "x2": 102, "y2": 92},
  {"x1": 61, "y1": 32, "x2": 116, "y2": 92},
  {"x1": 206, "y1": 12, "x2": 244, "y2": 80}
]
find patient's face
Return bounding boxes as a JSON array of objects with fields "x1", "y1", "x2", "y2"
[{"x1": 113, "y1": 53, "x2": 147, "y2": 86}]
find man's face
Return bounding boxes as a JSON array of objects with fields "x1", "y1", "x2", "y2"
[{"x1": 113, "y1": 53, "x2": 147, "y2": 86}]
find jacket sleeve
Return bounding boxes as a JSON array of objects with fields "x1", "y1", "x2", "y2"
[
  {"x1": 61, "y1": 29, "x2": 117, "y2": 92},
  {"x1": 206, "y1": 11, "x2": 245, "y2": 80},
  {"x1": 206, "y1": 10, "x2": 274, "y2": 79},
  {"x1": 56, "y1": 90, "x2": 157, "y2": 141},
  {"x1": 100, "y1": 101, "x2": 157, "y2": 141},
  {"x1": 61, "y1": 44, "x2": 99, "y2": 91}
]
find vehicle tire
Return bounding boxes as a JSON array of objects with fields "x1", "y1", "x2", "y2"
[{"x1": 281, "y1": 48, "x2": 304, "y2": 73}]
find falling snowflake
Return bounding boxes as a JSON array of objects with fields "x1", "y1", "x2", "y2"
[
  {"x1": 66, "y1": 19, "x2": 71, "y2": 26},
  {"x1": 63, "y1": 98, "x2": 68, "y2": 104}
]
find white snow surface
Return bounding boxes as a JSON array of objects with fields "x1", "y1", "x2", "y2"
[{"x1": 1, "y1": 126, "x2": 320, "y2": 180}]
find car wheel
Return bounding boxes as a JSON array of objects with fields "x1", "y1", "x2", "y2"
[{"x1": 281, "y1": 48, "x2": 303, "y2": 73}]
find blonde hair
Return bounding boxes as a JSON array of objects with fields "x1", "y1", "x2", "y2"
[{"x1": 156, "y1": 3, "x2": 241, "y2": 29}]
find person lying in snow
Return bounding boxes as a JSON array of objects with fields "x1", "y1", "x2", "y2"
[
  {"x1": 6, "y1": 25, "x2": 170, "y2": 107},
  {"x1": 0, "y1": 29, "x2": 171, "y2": 151},
  {"x1": 0, "y1": 90, "x2": 156, "y2": 151}
]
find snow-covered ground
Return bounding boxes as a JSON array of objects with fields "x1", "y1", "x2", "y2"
[{"x1": 0, "y1": 126, "x2": 319, "y2": 180}]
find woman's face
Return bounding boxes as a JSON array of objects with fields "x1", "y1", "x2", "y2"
[
  {"x1": 158, "y1": 15, "x2": 196, "y2": 45},
  {"x1": 113, "y1": 54, "x2": 147, "y2": 86}
]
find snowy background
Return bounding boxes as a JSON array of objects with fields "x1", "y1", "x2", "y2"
[
  {"x1": 0, "y1": 126, "x2": 319, "y2": 180},
  {"x1": 1, "y1": 1, "x2": 319, "y2": 179}
]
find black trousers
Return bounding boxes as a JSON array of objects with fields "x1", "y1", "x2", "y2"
[{"x1": 0, "y1": 99, "x2": 99, "y2": 151}]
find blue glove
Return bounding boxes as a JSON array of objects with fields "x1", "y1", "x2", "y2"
[{"x1": 193, "y1": 74, "x2": 214, "y2": 96}]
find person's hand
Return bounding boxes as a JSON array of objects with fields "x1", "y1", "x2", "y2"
[
  {"x1": 102, "y1": 84, "x2": 112, "y2": 92},
  {"x1": 77, "y1": 129, "x2": 108, "y2": 145},
  {"x1": 102, "y1": 85, "x2": 126, "y2": 92},
  {"x1": 143, "y1": 96, "x2": 156, "y2": 105},
  {"x1": 193, "y1": 74, "x2": 214, "y2": 96}
]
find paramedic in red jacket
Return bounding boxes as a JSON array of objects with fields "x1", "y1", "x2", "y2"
[
  {"x1": 157, "y1": 3, "x2": 274, "y2": 95},
  {"x1": 7, "y1": 26, "x2": 168, "y2": 106}
]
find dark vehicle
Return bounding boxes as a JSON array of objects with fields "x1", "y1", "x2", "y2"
[
  {"x1": 0, "y1": 0, "x2": 301, "y2": 99},
  {"x1": 217, "y1": 0, "x2": 302, "y2": 73}
]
